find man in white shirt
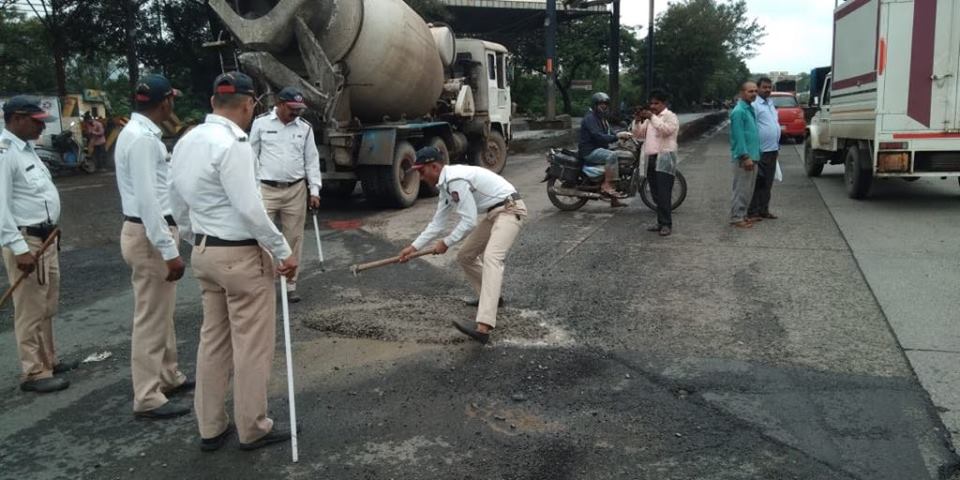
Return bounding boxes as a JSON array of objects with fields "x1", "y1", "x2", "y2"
[
  {"x1": 0, "y1": 96, "x2": 74, "y2": 394},
  {"x1": 250, "y1": 87, "x2": 321, "y2": 303},
  {"x1": 632, "y1": 89, "x2": 680, "y2": 236},
  {"x1": 169, "y1": 72, "x2": 297, "y2": 452},
  {"x1": 398, "y1": 147, "x2": 526, "y2": 344},
  {"x1": 115, "y1": 74, "x2": 193, "y2": 419},
  {"x1": 748, "y1": 77, "x2": 782, "y2": 221}
]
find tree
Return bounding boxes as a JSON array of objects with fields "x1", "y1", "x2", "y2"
[
  {"x1": 0, "y1": 9, "x2": 57, "y2": 93},
  {"x1": 627, "y1": 0, "x2": 764, "y2": 109},
  {"x1": 23, "y1": 0, "x2": 93, "y2": 97},
  {"x1": 510, "y1": 15, "x2": 641, "y2": 115}
]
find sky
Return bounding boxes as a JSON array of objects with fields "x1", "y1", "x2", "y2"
[{"x1": 619, "y1": 0, "x2": 838, "y2": 75}]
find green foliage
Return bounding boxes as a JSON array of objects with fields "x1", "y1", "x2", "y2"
[
  {"x1": 628, "y1": 0, "x2": 764, "y2": 109},
  {"x1": 0, "y1": 10, "x2": 56, "y2": 93}
]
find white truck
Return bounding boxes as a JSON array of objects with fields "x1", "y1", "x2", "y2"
[
  {"x1": 210, "y1": 0, "x2": 512, "y2": 207},
  {"x1": 805, "y1": 0, "x2": 960, "y2": 198}
]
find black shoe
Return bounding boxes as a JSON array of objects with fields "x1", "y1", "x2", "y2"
[
  {"x1": 239, "y1": 428, "x2": 291, "y2": 451},
  {"x1": 53, "y1": 360, "x2": 80, "y2": 374},
  {"x1": 452, "y1": 320, "x2": 490, "y2": 344},
  {"x1": 134, "y1": 401, "x2": 191, "y2": 420},
  {"x1": 286, "y1": 292, "x2": 302, "y2": 304},
  {"x1": 464, "y1": 297, "x2": 503, "y2": 308},
  {"x1": 20, "y1": 377, "x2": 69, "y2": 393},
  {"x1": 201, "y1": 425, "x2": 235, "y2": 452},
  {"x1": 164, "y1": 379, "x2": 195, "y2": 396},
  {"x1": 646, "y1": 225, "x2": 662, "y2": 232}
]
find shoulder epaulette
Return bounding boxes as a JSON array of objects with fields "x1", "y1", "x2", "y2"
[{"x1": 0, "y1": 138, "x2": 10, "y2": 155}]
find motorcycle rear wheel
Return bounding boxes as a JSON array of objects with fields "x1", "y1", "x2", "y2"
[
  {"x1": 546, "y1": 178, "x2": 589, "y2": 211},
  {"x1": 639, "y1": 171, "x2": 688, "y2": 211}
]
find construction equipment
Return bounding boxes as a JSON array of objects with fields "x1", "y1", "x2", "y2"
[{"x1": 210, "y1": 0, "x2": 513, "y2": 208}]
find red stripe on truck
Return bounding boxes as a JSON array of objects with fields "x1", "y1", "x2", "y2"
[
  {"x1": 907, "y1": 0, "x2": 938, "y2": 128},
  {"x1": 833, "y1": 72, "x2": 877, "y2": 90},
  {"x1": 892, "y1": 132, "x2": 960, "y2": 139}
]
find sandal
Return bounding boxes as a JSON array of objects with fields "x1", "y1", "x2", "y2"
[
  {"x1": 601, "y1": 188, "x2": 626, "y2": 199},
  {"x1": 760, "y1": 213, "x2": 778, "y2": 219}
]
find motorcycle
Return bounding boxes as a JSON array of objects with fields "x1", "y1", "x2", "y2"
[
  {"x1": 35, "y1": 121, "x2": 96, "y2": 175},
  {"x1": 543, "y1": 138, "x2": 687, "y2": 212}
]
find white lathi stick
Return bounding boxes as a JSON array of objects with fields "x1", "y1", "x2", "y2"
[
  {"x1": 312, "y1": 213, "x2": 325, "y2": 271},
  {"x1": 279, "y1": 276, "x2": 299, "y2": 462}
]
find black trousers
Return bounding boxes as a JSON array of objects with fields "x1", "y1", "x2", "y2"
[
  {"x1": 647, "y1": 155, "x2": 674, "y2": 227},
  {"x1": 748, "y1": 150, "x2": 778, "y2": 216}
]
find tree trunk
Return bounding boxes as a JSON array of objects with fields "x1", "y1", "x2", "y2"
[
  {"x1": 125, "y1": 0, "x2": 138, "y2": 103},
  {"x1": 52, "y1": 38, "x2": 68, "y2": 98},
  {"x1": 556, "y1": 78, "x2": 572, "y2": 115}
]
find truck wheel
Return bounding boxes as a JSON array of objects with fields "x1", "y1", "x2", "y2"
[
  {"x1": 321, "y1": 180, "x2": 358, "y2": 198},
  {"x1": 359, "y1": 141, "x2": 420, "y2": 208},
  {"x1": 419, "y1": 137, "x2": 450, "y2": 197},
  {"x1": 844, "y1": 145, "x2": 873, "y2": 199},
  {"x1": 472, "y1": 131, "x2": 507, "y2": 174},
  {"x1": 803, "y1": 136, "x2": 825, "y2": 177}
]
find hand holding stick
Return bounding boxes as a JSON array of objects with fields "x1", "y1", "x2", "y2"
[
  {"x1": 350, "y1": 246, "x2": 438, "y2": 276},
  {"x1": 0, "y1": 228, "x2": 60, "y2": 309}
]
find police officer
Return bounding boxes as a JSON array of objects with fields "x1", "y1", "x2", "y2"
[
  {"x1": 169, "y1": 72, "x2": 297, "y2": 452},
  {"x1": 115, "y1": 74, "x2": 193, "y2": 419},
  {"x1": 250, "y1": 86, "x2": 321, "y2": 303},
  {"x1": 1, "y1": 96, "x2": 76, "y2": 393},
  {"x1": 398, "y1": 147, "x2": 526, "y2": 344}
]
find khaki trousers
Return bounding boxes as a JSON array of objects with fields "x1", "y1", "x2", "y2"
[
  {"x1": 120, "y1": 222, "x2": 187, "y2": 412},
  {"x1": 191, "y1": 243, "x2": 276, "y2": 443},
  {"x1": 2, "y1": 234, "x2": 60, "y2": 382},
  {"x1": 456, "y1": 200, "x2": 527, "y2": 328},
  {"x1": 261, "y1": 183, "x2": 307, "y2": 290}
]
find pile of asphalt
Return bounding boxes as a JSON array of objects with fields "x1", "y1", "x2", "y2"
[{"x1": 299, "y1": 294, "x2": 566, "y2": 346}]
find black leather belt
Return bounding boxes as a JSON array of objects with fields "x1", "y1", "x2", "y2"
[
  {"x1": 19, "y1": 224, "x2": 57, "y2": 239},
  {"x1": 125, "y1": 215, "x2": 176, "y2": 227},
  {"x1": 261, "y1": 178, "x2": 304, "y2": 188},
  {"x1": 487, "y1": 192, "x2": 522, "y2": 212},
  {"x1": 194, "y1": 235, "x2": 258, "y2": 247}
]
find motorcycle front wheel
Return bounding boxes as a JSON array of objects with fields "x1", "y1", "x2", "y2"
[
  {"x1": 546, "y1": 178, "x2": 589, "y2": 211},
  {"x1": 639, "y1": 171, "x2": 688, "y2": 211}
]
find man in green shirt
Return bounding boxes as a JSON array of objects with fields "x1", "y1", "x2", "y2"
[{"x1": 728, "y1": 81, "x2": 760, "y2": 228}]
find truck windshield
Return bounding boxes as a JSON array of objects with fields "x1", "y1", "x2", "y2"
[{"x1": 770, "y1": 96, "x2": 799, "y2": 108}]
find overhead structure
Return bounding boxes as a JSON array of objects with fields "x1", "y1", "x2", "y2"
[{"x1": 437, "y1": 0, "x2": 605, "y2": 36}]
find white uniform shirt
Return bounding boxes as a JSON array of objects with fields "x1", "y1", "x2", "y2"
[
  {"x1": 412, "y1": 165, "x2": 518, "y2": 250},
  {"x1": 0, "y1": 129, "x2": 61, "y2": 255},
  {"x1": 169, "y1": 114, "x2": 291, "y2": 260},
  {"x1": 115, "y1": 112, "x2": 179, "y2": 260},
  {"x1": 250, "y1": 109, "x2": 322, "y2": 196}
]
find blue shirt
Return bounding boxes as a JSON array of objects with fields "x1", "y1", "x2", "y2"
[
  {"x1": 729, "y1": 100, "x2": 760, "y2": 164},
  {"x1": 752, "y1": 96, "x2": 780, "y2": 153}
]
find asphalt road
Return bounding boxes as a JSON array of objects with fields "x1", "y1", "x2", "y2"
[
  {"x1": 803, "y1": 147, "x2": 960, "y2": 454},
  {"x1": 0, "y1": 129, "x2": 957, "y2": 479}
]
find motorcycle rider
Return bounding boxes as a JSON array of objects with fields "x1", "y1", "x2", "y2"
[{"x1": 578, "y1": 92, "x2": 632, "y2": 201}]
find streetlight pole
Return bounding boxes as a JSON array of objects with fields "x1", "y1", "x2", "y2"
[
  {"x1": 645, "y1": 0, "x2": 654, "y2": 96},
  {"x1": 546, "y1": 0, "x2": 557, "y2": 120}
]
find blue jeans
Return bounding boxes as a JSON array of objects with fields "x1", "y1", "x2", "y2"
[{"x1": 583, "y1": 149, "x2": 618, "y2": 178}]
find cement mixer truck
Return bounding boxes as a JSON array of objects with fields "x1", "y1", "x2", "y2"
[{"x1": 209, "y1": 0, "x2": 513, "y2": 207}]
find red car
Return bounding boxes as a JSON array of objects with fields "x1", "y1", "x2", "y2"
[{"x1": 769, "y1": 92, "x2": 806, "y2": 143}]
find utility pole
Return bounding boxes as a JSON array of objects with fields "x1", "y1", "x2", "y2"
[
  {"x1": 546, "y1": 0, "x2": 557, "y2": 120},
  {"x1": 645, "y1": 0, "x2": 654, "y2": 97},
  {"x1": 609, "y1": 0, "x2": 620, "y2": 118}
]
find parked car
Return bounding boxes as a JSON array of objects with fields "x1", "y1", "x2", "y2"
[{"x1": 769, "y1": 92, "x2": 806, "y2": 143}]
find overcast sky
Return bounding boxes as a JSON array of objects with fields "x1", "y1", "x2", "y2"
[{"x1": 619, "y1": 0, "x2": 838, "y2": 75}]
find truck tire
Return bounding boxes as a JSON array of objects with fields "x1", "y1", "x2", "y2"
[
  {"x1": 472, "y1": 131, "x2": 507, "y2": 174},
  {"x1": 419, "y1": 137, "x2": 450, "y2": 197},
  {"x1": 359, "y1": 141, "x2": 420, "y2": 208},
  {"x1": 321, "y1": 180, "x2": 358, "y2": 198},
  {"x1": 803, "y1": 136, "x2": 825, "y2": 177},
  {"x1": 844, "y1": 145, "x2": 873, "y2": 199}
]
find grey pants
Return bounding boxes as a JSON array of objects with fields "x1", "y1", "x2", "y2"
[
  {"x1": 748, "y1": 151, "x2": 778, "y2": 216},
  {"x1": 584, "y1": 148, "x2": 619, "y2": 177},
  {"x1": 730, "y1": 162, "x2": 758, "y2": 223}
]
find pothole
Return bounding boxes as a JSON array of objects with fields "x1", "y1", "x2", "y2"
[{"x1": 298, "y1": 295, "x2": 570, "y2": 346}]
